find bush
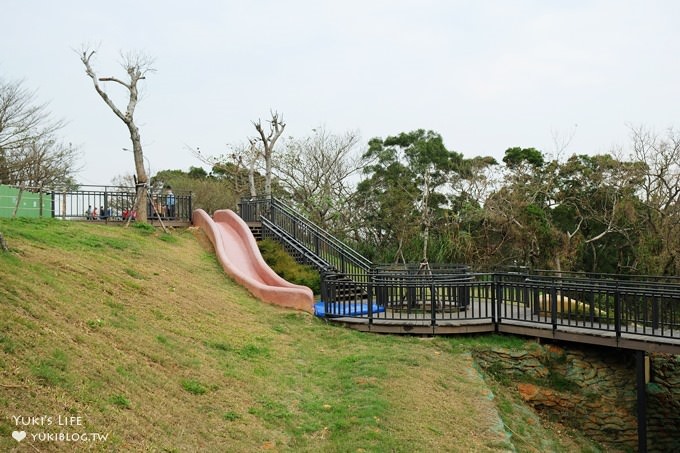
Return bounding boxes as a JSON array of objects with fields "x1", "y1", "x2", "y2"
[{"x1": 258, "y1": 239, "x2": 321, "y2": 294}]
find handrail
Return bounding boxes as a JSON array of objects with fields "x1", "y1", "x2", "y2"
[
  {"x1": 260, "y1": 216, "x2": 334, "y2": 272},
  {"x1": 522, "y1": 276, "x2": 680, "y2": 296},
  {"x1": 240, "y1": 197, "x2": 372, "y2": 275},
  {"x1": 269, "y1": 198, "x2": 372, "y2": 270},
  {"x1": 240, "y1": 197, "x2": 680, "y2": 350},
  {"x1": 320, "y1": 270, "x2": 680, "y2": 346},
  {"x1": 530, "y1": 268, "x2": 680, "y2": 284},
  {"x1": 2, "y1": 184, "x2": 192, "y2": 222}
]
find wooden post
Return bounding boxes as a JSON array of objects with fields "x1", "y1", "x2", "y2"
[
  {"x1": 12, "y1": 186, "x2": 24, "y2": 218},
  {"x1": 0, "y1": 232, "x2": 8, "y2": 252}
]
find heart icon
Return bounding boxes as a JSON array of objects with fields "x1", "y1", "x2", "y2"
[{"x1": 12, "y1": 431, "x2": 26, "y2": 442}]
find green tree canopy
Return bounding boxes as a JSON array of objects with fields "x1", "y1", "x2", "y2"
[{"x1": 359, "y1": 129, "x2": 465, "y2": 264}]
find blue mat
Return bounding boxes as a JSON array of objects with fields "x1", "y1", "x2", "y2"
[{"x1": 314, "y1": 301, "x2": 385, "y2": 317}]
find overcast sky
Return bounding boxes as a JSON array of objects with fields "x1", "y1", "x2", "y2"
[{"x1": 4, "y1": 1, "x2": 679, "y2": 186}]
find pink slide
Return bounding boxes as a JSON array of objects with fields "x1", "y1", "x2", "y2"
[{"x1": 193, "y1": 209, "x2": 315, "y2": 313}]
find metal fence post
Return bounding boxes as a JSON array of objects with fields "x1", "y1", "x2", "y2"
[
  {"x1": 550, "y1": 285, "x2": 558, "y2": 331},
  {"x1": 493, "y1": 273, "x2": 501, "y2": 328},
  {"x1": 430, "y1": 281, "x2": 437, "y2": 327},
  {"x1": 652, "y1": 296, "x2": 659, "y2": 332},
  {"x1": 367, "y1": 274, "x2": 374, "y2": 325},
  {"x1": 614, "y1": 286, "x2": 622, "y2": 339},
  {"x1": 533, "y1": 287, "x2": 541, "y2": 316},
  {"x1": 103, "y1": 187, "x2": 108, "y2": 220}
]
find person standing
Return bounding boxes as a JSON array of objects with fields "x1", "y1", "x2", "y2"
[{"x1": 165, "y1": 186, "x2": 175, "y2": 219}]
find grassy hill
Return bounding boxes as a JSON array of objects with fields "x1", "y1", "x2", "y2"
[{"x1": 0, "y1": 218, "x2": 602, "y2": 452}]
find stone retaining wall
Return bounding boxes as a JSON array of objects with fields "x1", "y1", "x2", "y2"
[
  {"x1": 474, "y1": 343, "x2": 680, "y2": 452},
  {"x1": 648, "y1": 353, "x2": 680, "y2": 452}
]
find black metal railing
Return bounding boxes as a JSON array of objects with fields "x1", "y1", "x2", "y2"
[
  {"x1": 320, "y1": 269, "x2": 494, "y2": 323},
  {"x1": 260, "y1": 216, "x2": 333, "y2": 272},
  {"x1": 48, "y1": 185, "x2": 192, "y2": 222},
  {"x1": 239, "y1": 197, "x2": 372, "y2": 275},
  {"x1": 239, "y1": 197, "x2": 272, "y2": 223},
  {"x1": 320, "y1": 268, "x2": 680, "y2": 342},
  {"x1": 240, "y1": 196, "x2": 680, "y2": 347},
  {"x1": 495, "y1": 272, "x2": 680, "y2": 339}
]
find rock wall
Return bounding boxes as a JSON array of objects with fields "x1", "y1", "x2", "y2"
[
  {"x1": 474, "y1": 343, "x2": 680, "y2": 452},
  {"x1": 648, "y1": 354, "x2": 680, "y2": 452}
]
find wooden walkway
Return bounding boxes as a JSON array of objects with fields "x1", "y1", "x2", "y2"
[{"x1": 322, "y1": 299, "x2": 680, "y2": 354}]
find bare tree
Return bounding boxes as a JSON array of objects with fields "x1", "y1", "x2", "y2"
[
  {"x1": 0, "y1": 77, "x2": 70, "y2": 186},
  {"x1": 0, "y1": 78, "x2": 64, "y2": 153},
  {"x1": 275, "y1": 127, "x2": 362, "y2": 229},
  {"x1": 253, "y1": 111, "x2": 285, "y2": 197},
  {"x1": 244, "y1": 139, "x2": 260, "y2": 197},
  {"x1": 80, "y1": 49, "x2": 155, "y2": 222},
  {"x1": 630, "y1": 125, "x2": 680, "y2": 274},
  {"x1": 192, "y1": 140, "x2": 261, "y2": 198},
  {"x1": 0, "y1": 76, "x2": 78, "y2": 225},
  {"x1": 9, "y1": 138, "x2": 79, "y2": 188}
]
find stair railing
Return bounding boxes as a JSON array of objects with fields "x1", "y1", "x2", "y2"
[
  {"x1": 260, "y1": 216, "x2": 334, "y2": 272},
  {"x1": 240, "y1": 197, "x2": 372, "y2": 280}
]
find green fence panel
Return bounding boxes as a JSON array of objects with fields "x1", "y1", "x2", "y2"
[{"x1": 0, "y1": 185, "x2": 52, "y2": 218}]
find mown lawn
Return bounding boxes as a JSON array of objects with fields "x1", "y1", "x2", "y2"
[{"x1": 0, "y1": 218, "x2": 601, "y2": 452}]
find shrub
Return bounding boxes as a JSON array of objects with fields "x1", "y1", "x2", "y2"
[{"x1": 258, "y1": 239, "x2": 321, "y2": 294}]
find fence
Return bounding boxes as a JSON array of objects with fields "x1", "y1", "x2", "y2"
[
  {"x1": 320, "y1": 268, "x2": 680, "y2": 342},
  {"x1": 0, "y1": 184, "x2": 192, "y2": 222},
  {"x1": 0, "y1": 185, "x2": 52, "y2": 218},
  {"x1": 240, "y1": 197, "x2": 372, "y2": 275},
  {"x1": 496, "y1": 272, "x2": 680, "y2": 339}
]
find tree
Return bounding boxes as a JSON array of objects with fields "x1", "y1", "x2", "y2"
[
  {"x1": 485, "y1": 146, "x2": 646, "y2": 273},
  {"x1": 550, "y1": 153, "x2": 643, "y2": 273},
  {"x1": 0, "y1": 77, "x2": 63, "y2": 155},
  {"x1": 355, "y1": 157, "x2": 418, "y2": 264},
  {"x1": 80, "y1": 49, "x2": 154, "y2": 222},
  {"x1": 482, "y1": 147, "x2": 558, "y2": 268},
  {"x1": 152, "y1": 167, "x2": 239, "y2": 213},
  {"x1": 275, "y1": 127, "x2": 362, "y2": 230},
  {"x1": 629, "y1": 125, "x2": 680, "y2": 275},
  {"x1": 187, "y1": 166, "x2": 208, "y2": 179},
  {"x1": 360, "y1": 129, "x2": 464, "y2": 265},
  {"x1": 193, "y1": 141, "x2": 265, "y2": 199},
  {"x1": 5, "y1": 138, "x2": 79, "y2": 188},
  {"x1": 443, "y1": 155, "x2": 499, "y2": 266},
  {"x1": 253, "y1": 111, "x2": 285, "y2": 197},
  {"x1": 243, "y1": 139, "x2": 260, "y2": 198},
  {"x1": 0, "y1": 77, "x2": 75, "y2": 187},
  {"x1": 502, "y1": 146, "x2": 544, "y2": 169}
]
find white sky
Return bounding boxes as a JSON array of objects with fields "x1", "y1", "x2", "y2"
[{"x1": 3, "y1": 0, "x2": 679, "y2": 186}]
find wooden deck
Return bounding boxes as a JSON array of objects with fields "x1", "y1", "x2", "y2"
[{"x1": 321, "y1": 299, "x2": 680, "y2": 354}]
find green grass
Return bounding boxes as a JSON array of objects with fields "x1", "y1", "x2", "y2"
[
  {"x1": 31, "y1": 349, "x2": 70, "y2": 387},
  {"x1": 0, "y1": 218, "x2": 605, "y2": 451},
  {"x1": 110, "y1": 394, "x2": 132, "y2": 409},
  {"x1": 181, "y1": 379, "x2": 208, "y2": 395}
]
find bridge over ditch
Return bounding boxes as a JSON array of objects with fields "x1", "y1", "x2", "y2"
[
  {"x1": 239, "y1": 197, "x2": 680, "y2": 355},
  {"x1": 240, "y1": 197, "x2": 680, "y2": 452}
]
